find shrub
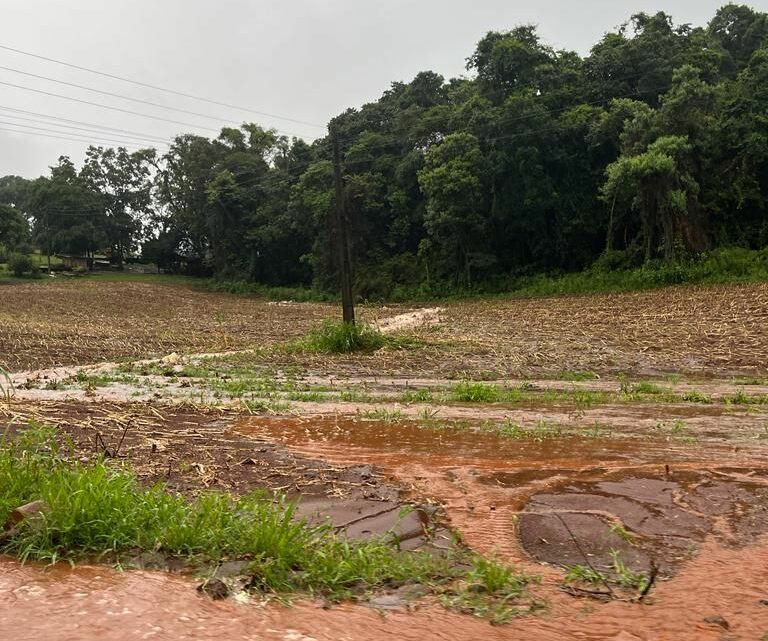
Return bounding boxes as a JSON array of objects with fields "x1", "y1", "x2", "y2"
[{"x1": 8, "y1": 253, "x2": 36, "y2": 277}]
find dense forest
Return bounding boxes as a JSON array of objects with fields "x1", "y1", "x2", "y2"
[{"x1": 1, "y1": 5, "x2": 767, "y2": 298}]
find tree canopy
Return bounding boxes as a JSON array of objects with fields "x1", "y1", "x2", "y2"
[{"x1": 3, "y1": 5, "x2": 768, "y2": 296}]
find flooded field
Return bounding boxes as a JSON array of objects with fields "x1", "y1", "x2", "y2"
[{"x1": 2, "y1": 279, "x2": 768, "y2": 639}]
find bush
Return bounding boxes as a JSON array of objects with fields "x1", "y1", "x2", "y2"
[
  {"x1": 8, "y1": 253, "x2": 36, "y2": 277},
  {"x1": 301, "y1": 320, "x2": 386, "y2": 353}
]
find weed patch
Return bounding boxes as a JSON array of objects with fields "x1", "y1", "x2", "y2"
[
  {"x1": 451, "y1": 382, "x2": 501, "y2": 403},
  {"x1": 290, "y1": 320, "x2": 421, "y2": 354},
  {"x1": 565, "y1": 549, "x2": 649, "y2": 594}
]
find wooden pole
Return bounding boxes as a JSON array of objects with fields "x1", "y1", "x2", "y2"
[{"x1": 330, "y1": 125, "x2": 355, "y2": 325}]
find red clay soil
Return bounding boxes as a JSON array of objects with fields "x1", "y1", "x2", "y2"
[
  {"x1": 0, "y1": 401, "x2": 444, "y2": 549},
  {"x1": 519, "y1": 471, "x2": 768, "y2": 578}
]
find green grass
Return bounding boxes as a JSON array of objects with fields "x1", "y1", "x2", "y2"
[
  {"x1": 629, "y1": 382, "x2": 669, "y2": 395},
  {"x1": 557, "y1": 370, "x2": 599, "y2": 382},
  {"x1": 451, "y1": 382, "x2": 502, "y2": 403},
  {"x1": 402, "y1": 388, "x2": 434, "y2": 403},
  {"x1": 0, "y1": 424, "x2": 536, "y2": 617},
  {"x1": 296, "y1": 320, "x2": 388, "y2": 353},
  {"x1": 439, "y1": 556, "x2": 542, "y2": 625},
  {"x1": 733, "y1": 377, "x2": 768, "y2": 386},
  {"x1": 481, "y1": 419, "x2": 564, "y2": 441},
  {"x1": 289, "y1": 319, "x2": 425, "y2": 355},
  {"x1": 681, "y1": 390, "x2": 713, "y2": 404},
  {"x1": 723, "y1": 390, "x2": 768, "y2": 405},
  {"x1": 359, "y1": 408, "x2": 404, "y2": 422},
  {"x1": 565, "y1": 549, "x2": 649, "y2": 593},
  {"x1": 505, "y1": 247, "x2": 768, "y2": 299}
]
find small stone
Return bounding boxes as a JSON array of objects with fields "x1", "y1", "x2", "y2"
[
  {"x1": 703, "y1": 615, "x2": 729, "y2": 630},
  {"x1": 197, "y1": 578, "x2": 229, "y2": 600},
  {"x1": 2, "y1": 500, "x2": 48, "y2": 532}
]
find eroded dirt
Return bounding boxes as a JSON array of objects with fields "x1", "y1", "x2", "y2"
[
  {"x1": 3, "y1": 409, "x2": 768, "y2": 640},
  {"x1": 520, "y1": 471, "x2": 768, "y2": 577},
  {"x1": 0, "y1": 402, "x2": 445, "y2": 550}
]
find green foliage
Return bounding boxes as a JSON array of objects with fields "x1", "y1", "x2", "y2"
[
  {"x1": 565, "y1": 549, "x2": 649, "y2": 592},
  {"x1": 630, "y1": 382, "x2": 669, "y2": 395},
  {"x1": 440, "y1": 556, "x2": 539, "y2": 625},
  {"x1": 205, "y1": 279, "x2": 333, "y2": 302},
  {"x1": 558, "y1": 370, "x2": 599, "y2": 382},
  {"x1": 451, "y1": 382, "x2": 501, "y2": 403},
  {"x1": 402, "y1": 388, "x2": 434, "y2": 403},
  {"x1": 507, "y1": 248, "x2": 768, "y2": 298},
  {"x1": 682, "y1": 390, "x2": 712, "y2": 404},
  {"x1": 8, "y1": 253, "x2": 36, "y2": 277},
  {"x1": 299, "y1": 320, "x2": 387, "y2": 353},
  {"x1": 4, "y1": 6, "x2": 768, "y2": 295},
  {"x1": 0, "y1": 425, "x2": 537, "y2": 618}
]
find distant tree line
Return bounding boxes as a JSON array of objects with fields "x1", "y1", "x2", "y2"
[{"x1": 1, "y1": 5, "x2": 767, "y2": 296}]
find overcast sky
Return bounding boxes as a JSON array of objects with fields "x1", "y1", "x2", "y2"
[{"x1": 1, "y1": 0, "x2": 763, "y2": 178}]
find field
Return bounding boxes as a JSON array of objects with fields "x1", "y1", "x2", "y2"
[
  {"x1": 2, "y1": 275, "x2": 768, "y2": 640},
  {"x1": 3, "y1": 277, "x2": 767, "y2": 378}
]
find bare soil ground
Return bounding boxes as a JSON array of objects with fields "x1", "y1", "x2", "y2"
[
  {"x1": 0, "y1": 279, "x2": 333, "y2": 371},
  {"x1": 3, "y1": 278, "x2": 767, "y2": 378}
]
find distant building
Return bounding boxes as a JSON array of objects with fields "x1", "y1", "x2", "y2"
[{"x1": 56, "y1": 254, "x2": 91, "y2": 271}]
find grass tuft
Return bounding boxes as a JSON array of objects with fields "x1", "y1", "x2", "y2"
[
  {"x1": 451, "y1": 382, "x2": 501, "y2": 403},
  {"x1": 297, "y1": 320, "x2": 387, "y2": 353}
]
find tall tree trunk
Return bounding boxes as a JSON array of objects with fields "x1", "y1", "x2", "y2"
[{"x1": 606, "y1": 192, "x2": 617, "y2": 252}]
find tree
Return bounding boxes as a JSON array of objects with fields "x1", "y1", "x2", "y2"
[
  {"x1": 80, "y1": 146, "x2": 156, "y2": 268},
  {"x1": 709, "y1": 4, "x2": 768, "y2": 73},
  {"x1": 24, "y1": 157, "x2": 105, "y2": 268},
  {"x1": 603, "y1": 136, "x2": 699, "y2": 261},
  {"x1": 0, "y1": 204, "x2": 28, "y2": 250},
  {"x1": 418, "y1": 133, "x2": 489, "y2": 286}
]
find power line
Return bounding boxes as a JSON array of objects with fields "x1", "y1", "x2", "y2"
[
  {"x1": 0, "y1": 78, "x2": 309, "y2": 141},
  {"x1": 0, "y1": 64, "x2": 279, "y2": 130},
  {"x1": 0, "y1": 43, "x2": 325, "y2": 129},
  {"x1": 0, "y1": 125, "x2": 151, "y2": 149},
  {"x1": 0, "y1": 112, "x2": 171, "y2": 145},
  {"x1": 0, "y1": 104, "x2": 174, "y2": 142},
  {"x1": 0, "y1": 119, "x2": 167, "y2": 148},
  {"x1": 0, "y1": 80, "x2": 225, "y2": 132}
]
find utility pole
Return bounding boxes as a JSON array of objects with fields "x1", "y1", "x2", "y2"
[
  {"x1": 330, "y1": 124, "x2": 355, "y2": 325},
  {"x1": 45, "y1": 209, "x2": 51, "y2": 274}
]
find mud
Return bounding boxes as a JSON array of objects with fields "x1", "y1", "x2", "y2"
[
  {"x1": 3, "y1": 409, "x2": 768, "y2": 639},
  {"x1": 0, "y1": 403, "x2": 444, "y2": 549},
  {"x1": 520, "y1": 471, "x2": 768, "y2": 576}
]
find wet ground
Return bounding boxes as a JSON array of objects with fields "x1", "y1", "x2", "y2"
[
  {"x1": 2, "y1": 301, "x2": 768, "y2": 639},
  {"x1": 3, "y1": 278, "x2": 768, "y2": 639},
  {"x1": 3, "y1": 410, "x2": 768, "y2": 639},
  {"x1": 1, "y1": 403, "x2": 446, "y2": 552}
]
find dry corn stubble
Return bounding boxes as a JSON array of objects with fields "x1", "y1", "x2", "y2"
[{"x1": 2, "y1": 279, "x2": 767, "y2": 379}]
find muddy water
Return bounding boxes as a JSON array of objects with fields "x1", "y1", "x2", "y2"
[
  {"x1": 3, "y1": 416, "x2": 768, "y2": 640},
  {"x1": 230, "y1": 416, "x2": 768, "y2": 639}
]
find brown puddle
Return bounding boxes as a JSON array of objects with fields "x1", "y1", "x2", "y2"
[{"x1": 3, "y1": 415, "x2": 768, "y2": 640}]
